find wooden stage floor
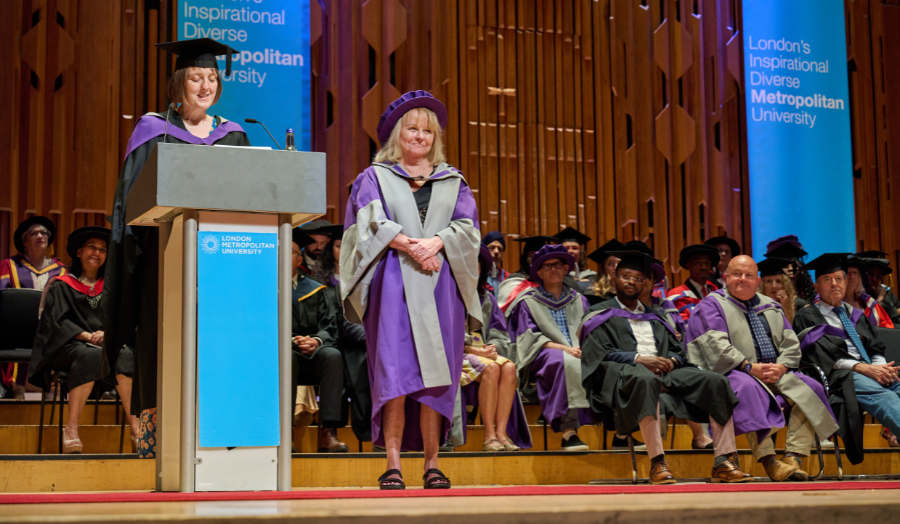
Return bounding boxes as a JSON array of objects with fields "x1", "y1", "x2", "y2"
[{"x1": 2, "y1": 485, "x2": 900, "y2": 524}]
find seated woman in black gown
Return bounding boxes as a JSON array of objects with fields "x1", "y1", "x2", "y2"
[{"x1": 30, "y1": 227, "x2": 140, "y2": 453}]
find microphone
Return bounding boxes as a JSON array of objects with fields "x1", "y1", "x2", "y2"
[
  {"x1": 162, "y1": 103, "x2": 176, "y2": 143},
  {"x1": 244, "y1": 118, "x2": 283, "y2": 150}
]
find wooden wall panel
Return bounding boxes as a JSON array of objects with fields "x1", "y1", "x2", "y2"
[
  {"x1": 0, "y1": 0, "x2": 171, "y2": 262},
  {"x1": 1, "y1": 0, "x2": 898, "y2": 290}
]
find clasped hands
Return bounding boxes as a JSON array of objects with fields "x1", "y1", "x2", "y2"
[
  {"x1": 293, "y1": 336, "x2": 320, "y2": 356},
  {"x1": 636, "y1": 355, "x2": 675, "y2": 375},
  {"x1": 854, "y1": 361, "x2": 900, "y2": 386},
  {"x1": 466, "y1": 344, "x2": 499, "y2": 360},
  {"x1": 78, "y1": 331, "x2": 104, "y2": 345},
  {"x1": 390, "y1": 234, "x2": 444, "y2": 271},
  {"x1": 749, "y1": 362, "x2": 788, "y2": 384}
]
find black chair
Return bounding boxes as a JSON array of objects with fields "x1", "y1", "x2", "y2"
[
  {"x1": 876, "y1": 326, "x2": 900, "y2": 363},
  {"x1": 0, "y1": 288, "x2": 42, "y2": 398},
  {"x1": 799, "y1": 363, "x2": 845, "y2": 480}
]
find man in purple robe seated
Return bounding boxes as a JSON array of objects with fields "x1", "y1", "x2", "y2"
[
  {"x1": 686, "y1": 255, "x2": 840, "y2": 482},
  {"x1": 508, "y1": 244, "x2": 593, "y2": 451}
]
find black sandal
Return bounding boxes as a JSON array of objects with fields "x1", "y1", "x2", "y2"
[
  {"x1": 378, "y1": 469, "x2": 405, "y2": 490},
  {"x1": 422, "y1": 468, "x2": 451, "y2": 489}
]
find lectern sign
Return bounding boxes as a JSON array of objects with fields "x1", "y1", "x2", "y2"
[
  {"x1": 197, "y1": 231, "x2": 279, "y2": 447},
  {"x1": 742, "y1": 0, "x2": 855, "y2": 258}
]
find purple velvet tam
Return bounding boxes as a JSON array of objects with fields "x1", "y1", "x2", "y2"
[
  {"x1": 765, "y1": 235, "x2": 807, "y2": 258},
  {"x1": 479, "y1": 243, "x2": 493, "y2": 269},
  {"x1": 376, "y1": 90, "x2": 448, "y2": 145},
  {"x1": 529, "y1": 244, "x2": 575, "y2": 283},
  {"x1": 650, "y1": 262, "x2": 666, "y2": 284}
]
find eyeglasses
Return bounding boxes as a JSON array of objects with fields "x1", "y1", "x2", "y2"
[
  {"x1": 618, "y1": 275, "x2": 646, "y2": 284},
  {"x1": 540, "y1": 262, "x2": 568, "y2": 271},
  {"x1": 27, "y1": 229, "x2": 50, "y2": 238},
  {"x1": 292, "y1": 250, "x2": 302, "y2": 257}
]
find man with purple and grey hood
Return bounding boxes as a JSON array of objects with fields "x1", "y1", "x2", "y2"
[{"x1": 507, "y1": 244, "x2": 593, "y2": 451}]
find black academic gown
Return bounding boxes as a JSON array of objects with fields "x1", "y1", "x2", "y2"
[
  {"x1": 580, "y1": 298, "x2": 738, "y2": 435},
  {"x1": 30, "y1": 278, "x2": 130, "y2": 391},
  {"x1": 326, "y1": 284, "x2": 372, "y2": 441},
  {"x1": 102, "y1": 112, "x2": 250, "y2": 416},
  {"x1": 882, "y1": 289, "x2": 900, "y2": 327},
  {"x1": 794, "y1": 305, "x2": 887, "y2": 465}
]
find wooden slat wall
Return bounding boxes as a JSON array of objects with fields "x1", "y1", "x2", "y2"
[
  {"x1": 0, "y1": 0, "x2": 171, "y2": 263},
  {"x1": 1, "y1": 0, "x2": 897, "y2": 288}
]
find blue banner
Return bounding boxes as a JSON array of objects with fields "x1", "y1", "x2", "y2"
[
  {"x1": 742, "y1": 0, "x2": 855, "y2": 259},
  {"x1": 197, "y1": 231, "x2": 279, "y2": 447},
  {"x1": 178, "y1": 0, "x2": 310, "y2": 150}
]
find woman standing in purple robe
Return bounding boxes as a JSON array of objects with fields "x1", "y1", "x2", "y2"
[{"x1": 341, "y1": 91, "x2": 481, "y2": 490}]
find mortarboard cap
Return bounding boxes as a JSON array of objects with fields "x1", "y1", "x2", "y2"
[
  {"x1": 765, "y1": 235, "x2": 807, "y2": 259},
  {"x1": 705, "y1": 236, "x2": 741, "y2": 257},
  {"x1": 757, "y1": 257, "x2": 790, "y2": 278},
  {"x1": 804, "y1": 253, "x2": 852, "y2": 281},
  {"x1": 155, "y1": 38, "x2": 240, "y2": 76},
  {"x1": 625, "y1": 240, "x2": 653, "y2": 256},
  {"x1": 679, "y1": 244, "x2": 720, "y2": 269},
  {"x1": 292, "y1": 228, "x2": 314, "y2": 248},
  {"x1": 862, "y1": 257, "x2": 893, "y2": 276},
  {"x1": 855, "y1": 250, "x2": 888, "y2": 259},
  {"x1": 608, "y1": 250, "x2": 662, "y2": 280},
  {"x1": 515, "y1": 235, "x2": 554, "y2": 253},
  {"x1": 301, "y1": 219, "x2": 336, "y2": 236},
  {"x1": 553, "y1": 227, "x2": 591, "y2": 246},
  {"x1": 587, "y1": 239, "x2": 627, "y2": 265}
]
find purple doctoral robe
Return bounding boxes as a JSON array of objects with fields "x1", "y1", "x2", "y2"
[
  {"x1": 341, "y1": 163, "x2": 481, "y2": 450},
  {"x1": 508, "y1": 287, "x2": 594, "y2": 432}
]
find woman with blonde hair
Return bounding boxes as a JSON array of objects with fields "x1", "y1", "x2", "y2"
[
  {"x1": 588, "y1": 239, "x2": 626, "y2": 300},
  {"x1": 341, "y1": 91, "x2": 481, "y2": 489},
  {"x1": 757, "y1": 258, "x2": 804, "y2": 323}
]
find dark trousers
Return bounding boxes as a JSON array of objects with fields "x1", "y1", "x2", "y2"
[{"x1": 292, "y1": 346, "x2": 343, "y2": 427}]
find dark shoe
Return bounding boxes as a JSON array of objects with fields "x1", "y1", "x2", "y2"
[
  {"x1": 378, "y1": 469, "x2": 405, "y2": 490},
  {"x1": 649, "y1": 460, "x2": 677, "y2": 485},
  {"x1": 782, "y1": 456, "x2": 809, "y2": 481},
  {"x1": 711, "y1": 459, "x2": 753, "y2": 483},
  {"x1": 317, "y1": 427, "x2": 349, "y2": 453},
  {"x1": 561, "y1": 433, "x2": 589, "y2": 451},
  {"x1": 691, "y1": 440, "x2": 714, "y2": 450},
  {"x1": 372, "y1": 445, "x2": 386, "y2": 453},
  {"x1": 439, "y1": 442, "x2": 456, "y2": 452},
  {"x1": 422, "y1": 468, "x2": 451, "y2": 489},
  {"x1": 612, "y1": 434, "x2": 646, "y2": 451}
]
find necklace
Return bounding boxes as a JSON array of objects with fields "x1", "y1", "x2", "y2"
[{"x1": 79, "y1": 276, "x2": 102, "y2": 309}]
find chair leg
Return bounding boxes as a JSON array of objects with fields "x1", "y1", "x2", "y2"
[
  {"x1": 38, "y1": 387, "x2": 46, "y2": 454},
  {"x1": 812, "y1": 437, "x2": 825, "y2": 480},
  {"x1": 627, "y1": 435, "x2": 638, "y2": 485},
  {"x1": 119, "y1": 404, "x2": 126, "y2": 454},
  {"x1": 93, "y1": 388, "x2": 100, "y2": 425},
  {"x1": 58, "y1": 380, "x2": 66, "y2": 454},
  {"x1": 542, "y1": 417, "x2": 548, "y2": 451},
  {"x1": 48, "y1": 377, "x2": 58, "y2": 427},
  {"x1": 832, "y1": 435, "x2": 844, "y2": 480},
  {"x1": 669, "y1": 418, "x2": 676, "y2": 449}
]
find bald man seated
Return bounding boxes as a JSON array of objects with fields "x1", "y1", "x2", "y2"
[{"x1": 684, "y1": 255, "x2": 840, "y2": 482}]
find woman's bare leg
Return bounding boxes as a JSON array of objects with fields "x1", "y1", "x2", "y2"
[
  {"x1": 64, "y1": 381, "x2": 93, "y2": 442},
  {"x1": 478, "y1": 363, "x2": 500, "y2": 442},
  {"x1": 114, "y1": 375, "x2": 142, "y2": 439},
  {"x1": 495, "y1": 362, "x2": 518, "y2": 442}
]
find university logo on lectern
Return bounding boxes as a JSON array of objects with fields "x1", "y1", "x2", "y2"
[{"x1": 201, "y1": 235, "x2": 220, "y2": 254}]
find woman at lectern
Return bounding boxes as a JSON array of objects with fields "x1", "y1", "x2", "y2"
[
  {"x1": 30, "y1": 227, "x2": 141, "y2": 453},
  {"x1": 341, "y1": 91, "x2": 481, "y2": 489},
  {"x1": 102, "y1": 38, "x2": 251, "y2": 458}
]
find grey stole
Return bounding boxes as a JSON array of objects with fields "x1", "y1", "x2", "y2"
[{"x1": 374, "y1": 165, "x2": 460, "y2": 389}]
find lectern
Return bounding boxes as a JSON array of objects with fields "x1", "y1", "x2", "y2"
[{"x1": 126, "y1": 143, "x2": 326, "y2": 492}]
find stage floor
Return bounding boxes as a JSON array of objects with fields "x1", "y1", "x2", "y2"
[{"x1": 2, "y1": 484, "x2": 900, "y2": 524}]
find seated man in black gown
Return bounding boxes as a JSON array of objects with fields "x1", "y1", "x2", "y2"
[
  {"x1": 579, "y1": 251, "x2": 751, "y2": 484},
  {"x1": 291, "y1": 228, "x2": 347, "y2": 453}
]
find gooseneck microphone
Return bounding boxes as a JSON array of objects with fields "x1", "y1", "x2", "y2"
[
  {"x1": 162, "y1": 103, "x2": 176, "y2": 143},
  {"x1": 244, "y1": 118, "x2": 283, "y2": 150}
]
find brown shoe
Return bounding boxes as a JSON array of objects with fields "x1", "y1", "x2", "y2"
[
  {"x1": 711, "y1": 459, "x2": 753, "y2": 483},
  {"x1": 317, "y1": 427, "x2": 349, "y2": 453},
  {"x1": 763, "y1": 457, "x2": 799, "y2": 481},
  {"x1": 782, "y1": 456, "x2": 809, "y2": 481},
  {"x1": 649, "y1": 460, "x2": 677, "y2": 485}
]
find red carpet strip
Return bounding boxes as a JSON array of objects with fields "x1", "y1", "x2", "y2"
[{"x1": 2, "y1": 481, "x2": 899, "y2": 504}]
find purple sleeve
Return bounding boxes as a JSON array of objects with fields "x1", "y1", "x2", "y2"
[
  {"x1": 450, "y1": 181, "x2": 479, "y2": 224},
  {"x1": 487, "y1": 293, "x2": 508, "y2": 333},
  {"x1": 581, "y1": 295, "x2": 590, "y2": 314},
  {"x1": 683, "y1": 297, "x2": 729, "y2": 344},
  {"x1": 343, "y1": 167, "x2": 388, "y2": 230}
]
